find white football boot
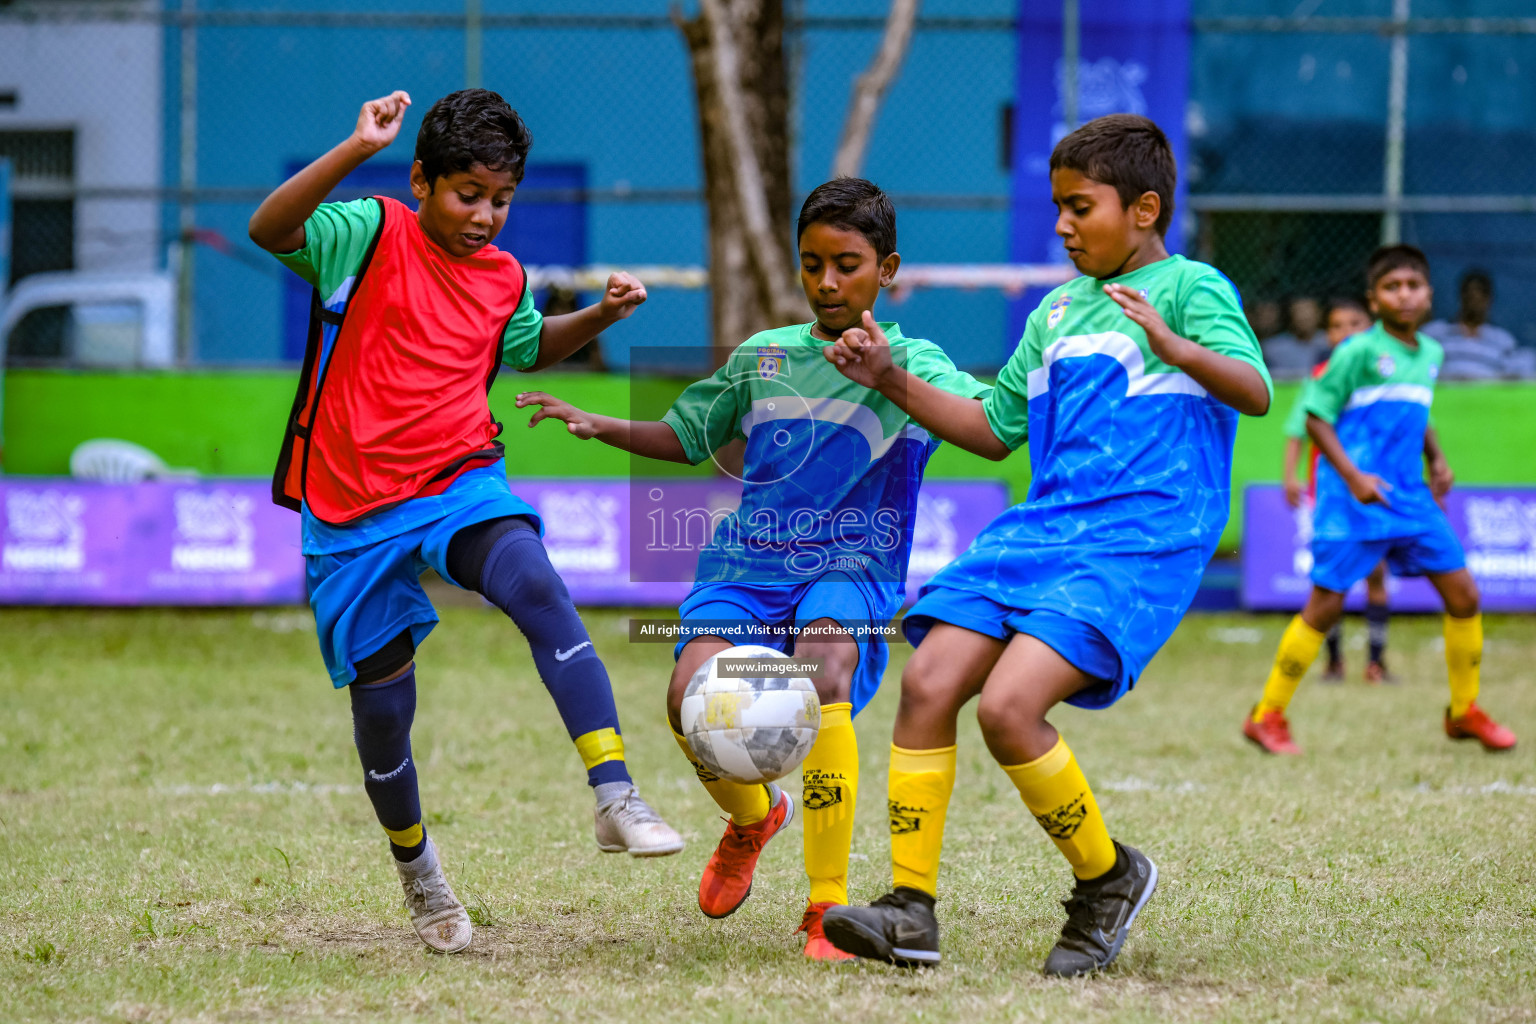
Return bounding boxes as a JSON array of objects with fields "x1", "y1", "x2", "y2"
[
  {"x1": 395, "y1": 839, "x2": 473, "y2": 953},
  {"x1": 594, "y1": 784, "x2": 685, "y2": 857}
]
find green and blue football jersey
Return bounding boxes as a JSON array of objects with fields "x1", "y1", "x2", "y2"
[
  {"x1": 916, "y1": 255, "x2": 1270, "y2": 688},
  {"x1": 1304, "y1": 322, "x2": 1444, "y2": 542},
  {"x1": 661, "y1": 321, "x2": 989, "y2": 586}
]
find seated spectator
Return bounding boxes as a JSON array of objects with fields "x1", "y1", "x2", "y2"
[
  {"x1": 1246, "y1": 296, "x2": 1282, "y2": 343},
  {"x1": 1261, "y1": 295, "x2": 1327, "y2": 380},
  {"x1": 1421, "y1": 269, "x2": 1521, "y2": 380}
]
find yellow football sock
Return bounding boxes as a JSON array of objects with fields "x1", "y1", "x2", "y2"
[
  {"x1": 672, "y1": 728, "x2": 769, "y2": 826},
  {"x1": 1254, "y1": 615, "x2": 1327, "y2": 720},
  {"x1": 1001, "y1": 735, "x2": 1116, "y2": 880},
  {"x1": 888, "y1": 744, "x2": 956, "y2": 898},
  {"x1": 1445, "y1": 613, "x2": 1482, "y2": 718},
  {"x1": 802, "y1": 703, "x2": 857, "y2": 906}
]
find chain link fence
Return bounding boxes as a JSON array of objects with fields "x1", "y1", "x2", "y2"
[
  {"x1": 2, "y1": 2, "x2": 1534, "y2": 377},
  {"x1": 1188, "y1": 10, "x2": 1536, "y2": 378},
  {"x1": 0, "y1": 2, "x2": 1024, "y2": 370}
]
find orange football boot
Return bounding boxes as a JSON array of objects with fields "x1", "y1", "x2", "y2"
[
  {"x1": 697, "y1": 784, "x2": 794, "y2": 918},
  {"x1": 1445, "y1": 703, "x2": 1517, "y2": 752},
  {"x1": 1243, "y1": 706, "x2": 1302, "y2": 755},
  {"x1": 798, "y1": 902, "x2": 856, "y2": 961}
]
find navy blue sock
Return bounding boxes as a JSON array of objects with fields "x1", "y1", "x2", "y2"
[
  {"x1": 455, "y1": 521, "x2": 632, "y2": 788},
  {"x1": 1366, "y1": 601, "x2": 1390, "y2": 665},
  {"x1": 350, "y1": 668, "x2": 427, "y2": 861}
]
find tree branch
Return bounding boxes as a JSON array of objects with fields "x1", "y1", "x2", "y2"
[{"x1": 832, "y1": 0, "x2": 920, "y2": 179}]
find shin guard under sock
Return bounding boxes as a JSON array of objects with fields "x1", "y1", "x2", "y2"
[
  {"x1": 888, "y1": 745, "x2": 956, "y2": 897},
  {"x1": 474, "y1": 526, "x2": 632, "y2": 788},
  {"x1": 1445, "y1": 613, "x2": 1482, "y2": 718},
  {"x1": 802, "y1": 703, "x2": 858, "y2": 906},
  {"x1": 672, "y1": 728, "x2": 770, "y2": 825},
  {"x1": 350, "y1": 668, "x2": 426, "y2": 861},
  {"x1": 1255, "y1": 615, "x2": 1327, "y2": 719},
  {"x1": 1001, "y1": 735, "x2": 1116, "y2": 880}
]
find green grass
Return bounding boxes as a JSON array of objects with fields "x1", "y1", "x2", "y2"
[{"x1": 3, "y1": 606, "x2": 1535, "y2": 1023}]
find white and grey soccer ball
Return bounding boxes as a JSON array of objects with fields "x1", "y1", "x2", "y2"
[{"x1": 680, "y1": 644, "x2": 821, "y2": 785}]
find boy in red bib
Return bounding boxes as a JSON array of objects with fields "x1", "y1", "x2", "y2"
[{"x1": 249, "y1": 89, "x2": 682, "y2": 954}]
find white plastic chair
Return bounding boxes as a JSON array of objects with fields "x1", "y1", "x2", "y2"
[{"x1": 69, "y1": 439, "x2": 198, "y2": 484}]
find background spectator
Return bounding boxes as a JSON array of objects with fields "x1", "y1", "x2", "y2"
[
  {"x1": 1247, "y1": 296, "x2": 1282, "y2": 341},
  {"x1": 1421, "y1": 269, "x2": 1525, "y2": 380},
  {"x1": 1261, "y1": 295, "x2": 1326, "y2": 380}
]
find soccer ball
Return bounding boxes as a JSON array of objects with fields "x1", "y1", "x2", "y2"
[{"x1": 680, "y1": 644, "x2": 821, "y2": 785}]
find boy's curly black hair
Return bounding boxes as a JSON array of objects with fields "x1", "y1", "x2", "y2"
[
  {"x1": 797, "y1": 177, "x2": 897, "y2": 260},
  {"x1": 1050, "y1": 113, "x2": 1176, "y2": 236},
  {"x1": 414, "y1": 89, "x2": 533, "y2": 187}
]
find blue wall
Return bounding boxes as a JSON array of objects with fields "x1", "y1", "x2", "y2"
[
  {"x1": 170, "y1": 0, "x2": 1536, "y2": 368},
  {"x1": 174, "y1": 0, "x2": 1021, "y2": 369}
]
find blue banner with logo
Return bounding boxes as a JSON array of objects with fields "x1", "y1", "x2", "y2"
[{"x1": 1009, "y1": 0, "x2": 1191, "y2": 341}]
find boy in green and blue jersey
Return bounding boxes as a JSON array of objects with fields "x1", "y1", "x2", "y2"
[
  {"x1": 517, "y1": 178, "x2": 989, "y2": 960},
  {"x1": 1246, "y1": 245, "x2": 1516, "y2": 755}
]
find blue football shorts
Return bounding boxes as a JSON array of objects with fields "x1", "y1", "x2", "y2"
[
  {"x1": 672, "y1": 568, "x2": 902, "y2": 716},
  {"x1": 1311, "y1": 515, "x2": 1465, "y2": 594},
  {"x1": 306, "y1": 498, "x2": 538, "y2": 687},
  {"x1": 903, "y1": 586, "x2": 1129, "y2": 711}
]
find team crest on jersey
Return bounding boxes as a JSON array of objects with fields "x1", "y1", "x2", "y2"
[
  {"x1": 1428, "y1": 363, "x2": 1440, "y2": 380},
  {"x1": 757, "y1": 345, "x2": 788, "y2": 379},
  {"x1": 1047, "y1": 296, "x2": 1072, "y2": 329},
  {"x1": 1376, "y1": 354, "x2": 1397, "y2": 378}
]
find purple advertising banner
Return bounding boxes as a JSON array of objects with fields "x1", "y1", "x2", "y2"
[
  {"x1": 0, "y1": 478, "x2": 1012, "y2": 608},
  {"x1": 0, "y1": 479, "x2": 305, "y2": 605},
  {"x1": 1241, "y1": 484, "x2": 1536, "y2": 612}
]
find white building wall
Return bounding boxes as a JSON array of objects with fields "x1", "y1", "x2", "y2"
[{"x1": 0, "y1": 2, "x2": 164, "y2": 274}]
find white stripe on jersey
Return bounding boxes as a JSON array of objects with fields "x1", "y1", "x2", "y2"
[
  {"x1": 1026, "y1": 331, "x2": 1208, "y2": 400},
  {"x1": 323, "y1": 275, "x2": 356, "y2": 308},
  {"x1": 739, "y1": 396, "x2": 930, "y2": 463},
  {"x1": 1343, "y1": 383, "x2": 1433, "y2": 410}
]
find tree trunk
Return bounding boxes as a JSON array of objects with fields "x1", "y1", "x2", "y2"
[{"x1": 677, "y1": 0, "x2": 799, "y2": 367}]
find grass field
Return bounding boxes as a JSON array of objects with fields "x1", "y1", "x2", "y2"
[{"x1": 3, "y1": 605, "x2": 1535, "y2": 1023}]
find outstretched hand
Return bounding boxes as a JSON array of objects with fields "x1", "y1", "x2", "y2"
[
  {"x1": 600, "y1": 272, "x2": 648, "y2": 322},
  {"x1": 516, "y1": 391, "x2": 600, "y2": 440},
  {"x1": 822, "y1": 310, "x2": 896, "y2": 389},
  {"x1": 353, "y1": 91, "x2": 412, "y2": 154}
]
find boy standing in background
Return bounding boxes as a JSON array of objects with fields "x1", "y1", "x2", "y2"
[
  {"x1": 1246, "y1": 246, "x2": 1516, "y2": 756},
  {"x1": 1280, "y1": 296, "x2": 1393, "y2": 682}
]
